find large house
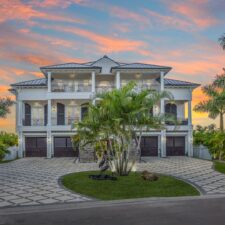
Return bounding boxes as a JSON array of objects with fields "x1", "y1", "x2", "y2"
[{"x1": 10, "y1": 55, "x2": 199, "y2": 161}]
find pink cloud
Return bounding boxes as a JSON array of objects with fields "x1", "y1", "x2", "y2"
[
  {"x1": 40, "y1": 24, "x2": 148, "y2": 55},
  {"x1": 166, "y1": 0, "x2": 218, "y2": 28},
  {"x1": 0, "y1": 0, "x2": 85, "y2": 24},
  {"x1": 144, "y1": 9, "x2": 193, "y2": 31},
  {"x1": 110, "y1": 6, "x2": 150, "y2": 25}
]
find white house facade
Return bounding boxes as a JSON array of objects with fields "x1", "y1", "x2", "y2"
[{"x1": 10, "y1": 55, "x2": 199, "y2": 161}]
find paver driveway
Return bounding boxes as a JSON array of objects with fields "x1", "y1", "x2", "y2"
[{"x1": 1, "y1": 157, "x2": 225, "y2": 207}]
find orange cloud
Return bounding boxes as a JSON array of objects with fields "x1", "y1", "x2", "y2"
[
  {"x1": 167, "y1": 0, "x2": 218, "y2": 28},
  {"x1": 144, "y1": 9, "x2": 193, "y2": 31},
  {"x1": 110, "y1": 6, "x2": 149, "y2": 25},
  {"x1": 0, "y1": 0, "x2": 85, "y2": 24},
  {"x1": 40, "y1": 24, "x2": 148, "y2": 54}
]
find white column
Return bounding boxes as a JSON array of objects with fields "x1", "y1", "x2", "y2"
[
  {"x1": 188, "y1": 100, "x2": 192, "y2": 127},
  {"x1": 188, "y1": 130, "x2": 193, "y2": 157},
  {"x1": 91, "y1": 71, "x2": 96, "y2": 93},
  {"x1": 47, "y1": 99, "x2": 52, "y2": 158},
  {"x1": 47, "y1": 99, "x2": 51, "y2": 127},
  {"x1": 160, "y1": 71, "x2": 165, "y2": 115},
  {"x1": 18, "y1": 132, "x2": 23, "y2": 158},
  {"x1": 160, "y1": 130, "x2": 166, "y2": 157},
  {"x1": 48, "y1": 72, "x2": 51, "y2": 93},
  {"x1": 160, "y1": 71, "x2": 166, "y2": 157},
  {"x1": 18, "y1": 100, "x2": 22, "y2": 127},
  {"x1": 116, "y1": 71, "x2": 121, "y2": 89},
  {"x1": 47, "y1": 131, "x2": 52, "y2": 159}
]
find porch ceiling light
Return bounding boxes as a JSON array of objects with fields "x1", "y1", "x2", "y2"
[{"x1": 135, "y1": 73, "x2": 142, "y2": 78}]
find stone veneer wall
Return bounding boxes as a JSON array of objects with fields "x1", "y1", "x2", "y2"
[{"x1": 79, "y1": 145, "x2": 96, "y2": 163}]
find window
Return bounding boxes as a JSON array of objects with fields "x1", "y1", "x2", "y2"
[{"x1": 165, "y1": 103, "x2": 177, "y2": 118}]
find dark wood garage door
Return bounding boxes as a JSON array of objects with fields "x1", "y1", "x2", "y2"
[
  {"x1": 166, "y1": 136, "x2": 185, "y2": 156},
  {"x1": 25, "y1": 137, "x2": 47, "y2": 157},
  {"x1": 141, "y1": 136, "x2": 158, "y2": 156},
  {"x1": 54, "y1": 137, "x2": 78, "y2": 157}
]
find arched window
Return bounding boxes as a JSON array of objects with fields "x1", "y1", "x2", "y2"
[
  {"x1": 81, "y1": 103, "x2": 89, "y2": 120},
  {"x1": 165, "y1": 103, "x2": 177, "y2": 119},
  {"x1": 57, "y1": 103, "x2": 65, "y2": 125},
  {"x1": 24, "y1": 103, "x2": 31, "y2": 126}
]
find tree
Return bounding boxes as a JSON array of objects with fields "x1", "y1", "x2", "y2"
[
  {"x1": 219, "y1": 33, "x2": 225, "y2": 50},
  {"x1": 194, "y1": 70, "x2": 225, "y2": 131},
  {"x1": 73, "y1": 82, "x2": 171, "y2": 176},
  {"x1": 0, "y1": 97, "x2": 14, "y2": 118}
]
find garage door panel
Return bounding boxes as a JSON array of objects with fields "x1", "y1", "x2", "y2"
[
  {"x1": 25, "y1": 137, "x2": 47, "y2": 157},
  {"x1": 166, "y1": 136, "x2": 185, "y2": 156},
  {"x1": 54, "y1": 137, "x2": 78, "y2": 157},
  {"x1": 141, "y1": 137, "x2": 158, "y2": 156}
]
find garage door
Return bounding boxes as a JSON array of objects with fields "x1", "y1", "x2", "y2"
[
  {"x1": 166, "y1": 136, "x2": 185, "y2": 156},
  {"x1": 54, "y1": 137, "x2": 78, "y2": 157},
  {"x1": 141, "y1": 136, "x2": 158, "y2": 156},
  {"x1": 25, "y1": 137, "x2": 47, "y2": 157}
]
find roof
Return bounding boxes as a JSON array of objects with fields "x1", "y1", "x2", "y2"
[
  {"x1": 111, "y1": 63, "x2": 171, "y2": 71},
  {"x1": 11, "y1": 78, "x2": 47, "y2": 87},
  {"x1": 164, "y1": 78, "x2": 200, "y2": 87},
  {"x1": 40, "y1": 55, "x2": 171, "y2": 74},
  {"x1": 11, "y1": 77, "x2": 199, "y2": 88}
]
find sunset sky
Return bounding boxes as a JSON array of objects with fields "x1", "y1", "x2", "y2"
[{"x1": 0, "y1": 0, "x2": 225, "y2": 132}]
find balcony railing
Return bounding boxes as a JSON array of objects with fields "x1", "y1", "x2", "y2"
[
  {"x1": 52, "y1": 84, "x2": 92, "y2": 92},
  {"x1": 51, "y1": 117, "x2": 79, "y2": 126},
  {"x1": 96, "y1": 85, "x2": 115, "y2": 94},
  {"x1": 23, "y1": 119, "x2": 45, "y2": 126},
  {"x1": 165, "y1": 118, "x2": 188, "y2": 126}
]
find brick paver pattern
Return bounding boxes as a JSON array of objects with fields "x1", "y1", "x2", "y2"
[{"x1": 0, "y1": 157, "x2": 225, "y2": 207}]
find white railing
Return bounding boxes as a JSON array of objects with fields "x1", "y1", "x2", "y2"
[
  {"x1": 52, "y1": 84, "x2": 92, "y2": 92},
  {"x1": 51, "y1": 116, "x2": 79, "y2": 126}
]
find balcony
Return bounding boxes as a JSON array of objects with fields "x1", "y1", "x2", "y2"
[
  {"x1": 165, "y1": 118, "x2": 188, "y2": 126},
  {"x1": 52, "y1": 84, "x2": 92, "y2": 92},
  {"x1": 96, "y1": 85, "x2": 115, "y2": 94},
  {"x1": 51, "y1": 116, "x2": 79, "y2": 126},
  {"x1": 23, "y1": 119, "x2": 46, "y2": 126}
]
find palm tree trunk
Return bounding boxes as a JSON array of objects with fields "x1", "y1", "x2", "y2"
[{"x1": 220, "y1": 113, "x2": 224, "y2": 132}]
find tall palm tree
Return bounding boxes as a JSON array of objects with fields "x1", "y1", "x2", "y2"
[
  {"x1": 0, "y1": 97, "x2": 14, "y2": 118},
  {"x1": 194, "y1": 70, "x2": 225, "y2": 131},
  {"x1": 73, "y1": 82, "x2": 172, "y2": 175},
  {"x1": 219, "y1": 34, "x2": 225, "y2": 50}
]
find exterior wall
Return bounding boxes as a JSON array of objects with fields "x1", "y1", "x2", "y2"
[{"x1": 15, "y1": 71, "x2": 195, "y2": 159}]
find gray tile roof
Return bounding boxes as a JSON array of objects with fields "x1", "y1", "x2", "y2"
[
  {"x1": 11, "y1": 77, "x2": 199, "y2": 88},
  {"x1": 40, "y1": 62, "x2": 101, "y2": 70},
  {"x1": 164, "y1": 78, "x2": 200, "y2": 87},
  {"x1": 40, "y1": 55, "x2": 171, "y2": 73},
  {"x1": 111, "y1": 63, "x2": 171, "y2": 70},
  {"x1": 11, "y1": 78, "x2": 47, "y2": 87}
]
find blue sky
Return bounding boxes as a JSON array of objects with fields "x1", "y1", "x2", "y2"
[{"x1": 0, "y1": 0, "x2": 225, "y2": 131}]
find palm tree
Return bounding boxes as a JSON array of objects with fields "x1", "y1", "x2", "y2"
[
  {"x1": 194, "y1": 70, "x2": 225, "y2": 131},
  {"x1": 73, "y1": 82, "x2": 172, "y2": 175},
  {"x1": 0, "y1": 97, "x2": 14, "y2": 118},
  {"x1": 219, "y1": 34, "x2": 225, "y2": 50}
]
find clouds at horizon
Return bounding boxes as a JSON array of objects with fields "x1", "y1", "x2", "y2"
[{"x1": 0, "y1": 0, "x2": 225, "y2": 132}]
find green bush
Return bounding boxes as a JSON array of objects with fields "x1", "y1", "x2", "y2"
[
  {"x1": 0, "y1": 132, "x2": 18, "y2": 161},
  {"x1": 193, "y1": 124, "x2": 225, "y2": 160}
]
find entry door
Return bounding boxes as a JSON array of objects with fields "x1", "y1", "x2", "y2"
[
  {"x1": 25, "y1": 137, "x2": 47, "y2": 157},
  {"x1": 141, "y1": 136, "x2": 158, "y2": 156},
  {"x1": 166, "y1": 136, "x2": 185, "y2": 156}
]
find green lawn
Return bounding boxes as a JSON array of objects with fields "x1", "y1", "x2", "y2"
[
  {"x1": 214, "y1": 161, "x2": 225, "y2": 174},
  {"x1": 62, "y1": 171, "x2": 200, "y2": 200}
]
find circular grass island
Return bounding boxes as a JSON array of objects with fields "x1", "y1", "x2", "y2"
[{"x1": 62, "y1": 171, "x2": 200, "y2": 200}]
